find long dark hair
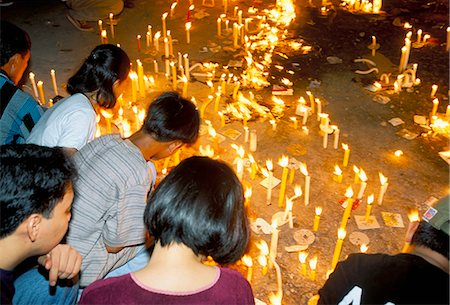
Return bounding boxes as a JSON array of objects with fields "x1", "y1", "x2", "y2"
[{"x1": 67, "y1": 44, "x2": 130, "y2": 109}]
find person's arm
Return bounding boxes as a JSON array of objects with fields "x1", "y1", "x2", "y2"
[{"x1": 37, "y1": 244, "x2": 82, "y2": 286}]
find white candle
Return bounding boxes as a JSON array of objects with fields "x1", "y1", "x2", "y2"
[
  {"x1": 377, "y1": 172, "x2": 388, "y2": 205},
  {"x1": 184, "y1": 54, "x2": 190, "y2": 81},
  {"x1": 416, "y1": 29, "x2": 422, "y2": 44},
  {"x1": 153, "y1": 60, "x2": 159, "y2": 74},
  {"x1": 37, "y1": 80, "x2": 45, "y2": 105},
  {"x1": 249, "y1": 129, "x2": 257, "y2": 152},
  {"x1": 244, "y1": 126, "x2": 249, "y2": 142},
  {"x1": 154, "y1": 31, "x2": 161, "y2": 52},
  {"x1": 269, "y1": 220, "x2": 279, "y2": 266},
  {"x1": 447, "y1": 27, "x2": 450, "y2": 51},
  {"x1": 431, "y1": 98, "x2": 439, "y2": 117},
  {"x1": 356, "y1": 169, "x2": 367, "y2": 199},
  {"x1": 316, "y1": 99, "x2": 322, "y2": 121},
  {"x1": 266, "y1": 160, "x2": 273, "y2": 205},
  {"x1": 430, "y1": 84, "x2": 438, "y2": 98},
  {"x1": 332, "y1": 125, "x2": 340, "y2": 149},
  {"x1": 164, "y1": 37, "x2": 169, "y2": 58},
  {"x1": 50, "y1": 69, "x2": 58, "y2": 96},
  {"x1": 109, "y1": 13, "x2": 115, "y2": 39},
  {"x1": 162, "y1": 12, "x2": 168, "y2": 38},
  {"x1": 217, "y1": 18, "x2": 222, "y2": 36},
  {"x1": 185, "y1": 22, "x2": 191, "y2": 44},
  {"x1": 29, "y1": 72, "x2": 38, "y2": 98}
]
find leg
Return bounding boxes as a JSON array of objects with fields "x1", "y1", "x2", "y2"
[
  {"x1": 66, "y1": 0, "x2": 124, "y2": 21},
  {"x1": 13, "y1": 266, "x2": 79, "y2": 305}
]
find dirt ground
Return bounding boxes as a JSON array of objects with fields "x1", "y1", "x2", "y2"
[{"x1": 2, "y1": 0, "x2": 449, "y2": 304}]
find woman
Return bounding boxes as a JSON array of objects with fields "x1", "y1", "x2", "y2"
[
  {"x1": 27, "y1": 44, "x2": 130, "y2": 154},
  {"x1": 79, "y1": 156, "x2": 254, "y2": 305}
]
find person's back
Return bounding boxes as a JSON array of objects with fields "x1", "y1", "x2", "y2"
[
  {"x1": 0, "y1": 21, "x2": 43, "y2": 144},
  {"x1": 318, "y1": 196, "x2": 450, "y2": 305}
]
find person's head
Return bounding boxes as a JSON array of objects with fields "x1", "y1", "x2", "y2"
[
  {"x1": 0, "y1": 21, "x2": 32, "y2": 85},
  {"x1": 408, "y1": 196, "x2": 449, "y2": 259},
  {"x1": 141, "y1": 92, "x2": 200, "y2": 159},
  {"x1": 144, "y1": 156, "x2": 249, "y2": 264},
  {"x1": 67, "y1": 44, "x2": 130, "y2": 109},
  {"x1": 0, "y1": 144, "x2": 77, "y2": 255}
]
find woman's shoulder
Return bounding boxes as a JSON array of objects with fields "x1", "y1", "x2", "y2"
[{"x1": 79, "y1": 274, "x2": 134, "y2": 302}]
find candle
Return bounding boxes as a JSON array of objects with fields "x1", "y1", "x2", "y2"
[
  {"x1": 170, "y1": 1, "x2": 177, "y2": 17},
  {"x1": 364, "y1": 194, "x2": 374, "y2": 222},
  {"x1": 332, "y1": 125, "x2": 340, "y2": 149},
  {"x1": 300, "y1": 163, "x2": 310, "y2": 206},
  {"x1": 356, "y1": 169, "x2": 367, "y2": 199},
  {"x1": 258, "y1": 255, "x2": 268, "y2": 275},
  {"x1": 37, "y1": 80, "x2": 45, "y2": 105},
  {"x1": 100, "y1": 109, "x2": 113, "y2": 134},
  {"x1": 109, "y1": 13, "x2": 114, "y2": 39},
  {"x1": 416, "y1": 29, "x2": 422, "y2": 44},
  {"x1": 402, "y1": 38, "x2": 411, "y2": 71},
  {"x1": 154, "y1": 31, "x2": 161, "y2": 51},
  {"x1": 266, "y1": 160, "x2": 273, "y2": 205},
  {"x1": 185, "y1": 22, "x2": 191, "y2": 44},
  {"x1": 342, "y1": 143, "x2": 350, "y2": 167},
  {"x1": 331, "y1": 228, "x2": 346, "y2": 269},
  {"x1": 333, "y1": 165, "x2": 343, "y2": 183},
  {"x1": 164, "y1": 37, "x2": 170, "y2": 58},
  {"x1": 234, "y1": 6, "x2": 238, "y2": 17},
  {"x1": 28, "y1": 72, "x2": 39, "y2": 99},
  {"x1": 153, "y1": 60, "x2": 159, "y2": 74},
  {"x1": 270, "y1": 119, "x2": 277, "y2": 131},
  {"x1": 165, "y1": 59, "x2": 170, "y2": 78},
  {"x1": 289, "y1": 166, "x2": 295, "y2": 184},
  {"x1": 218, "y1": 111, "x2": 225, "y2": 127},
  {"x1": 340, "y1": 186, "x2": 354, "y2": 230},
  {"x1": 181, "y1": 75, "x2": 188, "y2": 98},
  {"x1": 136, "y1": 35, "x2": 141, "y2": 52},
  {"x1": 129, "y1": 72, "x2": 138, "y2": 102},
  {"x1": 278, "y1": 156, "x2": 289, "y2": 208},
  {"x1": 137, "y1": 60, "x2": 145, "y2": 98},
  {"x1": 232, "y1": 81, "x2": 240, "y2": 100},
  {"x1": 98, "y1": 20, "x2": 103, "y2": 32},
  {"x1": 447, "y1": 27, "x2": 450, "y2": 51},
  {"x1": 233, "y1": 23, "x2": 239, "y2": 48},
  {"x1": 398, "y1": 46, "x2": 406, "y2": 72},
  {"x1": 183, "y1": 54, "x2": 190, "y2": 81},
  {"x1": 162, "y1": 12, "x2": 168, "y2": 38},
  {"x1": 312, "y1": 206, "x2": 322, "y2": 232},
  {"x1": 238, "y1": 10, "x2": 243, "y2": 24},
  {"x1": 147, "y1": 25, "x2": 153, "y2": 44},
  {"x1": 353, "y1": 166, "x2": 360, "y2": 184},
  {"x1": 430, "y1": 84, "x2": 438, "y2": 98},
  {"x1": 101, "y1": 30, "x2": 108, "y2": 44},
  {"x1": 431, "y1": 98, "x2": 440, "y2": 117},
  {"x1": 446, "y1": 105, "x2": 450, "y2": 119},
  {"x1": 244, "y1": 187, "x2": 252, "y2": 208},
  {"x1": 371, "y1": 36, "x2": 376, "y2": 56},
  {"x1": 217, "y1": 18, "x2": 222, "y2": 36},
  {"x1": 167, "y1": 31, "x2": 173, "y2": 56},
  {"x1": 283, "y1": 198, "x2": 294, "y2": 228},
  {"x1": 132, "y1": 106, "x2": 140, "y2": 131},
  {"x1": 316, "y1": 99, "x2": 322, "y2": 120},
  {"x1": 322, "y1": 128, "x2": 328, "y2": 149},
  {"x1": 377, "y1": 172, "x2": 388, "y2": 205},
  {"x1": 309, "y1": 256, "x2": 318, "y2": 281},
  {"x1": 50, "y1": 69, "x2": 58, "y2": 96},
  {"x1": 171, "y1": 62, "x2": 177, "y2": 91},
  {"x1": 290, "y1": 117, "x2": 298, "y2": 129},
  {"x1": 298, "y1": 252, "x2": 308, "y2": 275},
  {"x1": 360, "y1": 244, "x2": 368, "y2": 253},
  {"x1": 269, "y1": 219, "x2": 279, "y2": 267},
  {"x1": 242, "y1": 255, "x2": 253, "y2": 283}
]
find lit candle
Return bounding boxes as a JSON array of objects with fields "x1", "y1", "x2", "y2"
[
  {"x1": 430, "y1": 84, "x2": 438, "y2": 98},
  {"x1": 283, "y1": 198, "x2": 294, "y2": 228},
  {"x1": 184, "y1": 54, "x2": 190, "y2": 81},
  {"x1": 223, "y1": 0, "x2": 228, "y2": 13},
  {"x1": 37, "y1": 80, "x2": 45, "y2": 105},
  {"x1": 101, "y1": 30, "x2": 108, "y2": 44},
  {"x1": 353, "y1": 166, "x2": 360, "y2": 184},
  {"x1": 371, "y1": 36, "x2": 376, "y2": 56},
  {"x1": 185, "y1": 22, "x2": 191, "y2": 44},
  {"x1": 171, "y1": 62, "x2": 177, "y2": 91},
  {"x1": 398, "y1": 46, "x2": 406, "y2": 72},
  {"x1": 217, "y1": 18, "x2": 222, "y2": 36},
  {"x1": 147, "y1": 25, "x2": 153, "y2": 44},
  {"x1": 234, "y1": 6, "x2": 238, "y2": 17},
  {"x1": 170, "y1": 1, "x2": 177, "y2": 17},
  {"x1": 364, "y1": 194, "x2": 374, "y2": 222},
  {"x1": 271, "y1": 258, "x2": 283, "y2": 299},
  {"x1": 298, "y1": 252, "x2": 308, "y2": 275},
  {"x1": 238, "y1": 10, "x2": 243, "y2": 24},
  {"x1": 100, "y1": 109, "x2": 113, "y2": 134},
  {"x1": 356, "y1": 169, "x2": 367, "y2": 199},
  {"x1": 98, "y1": 20, "x2": 103, "y2": 32},
  {"x1": 109, "y1": 13, "x2": 114, "y2": 39},
  {"x1": 50, "y1": 69, "x2": 58, "y2": 96},
  {"x1": 332, "y1": 125, "x2": 340, "y2": 149},
  {"x1": 340, "y1": 186, "x2": 354, "y2": 230},
  {"x1": 377, "y1": 172, "x2": 388, "y2": 205},
  {"x1": 316, "y1": 98, "x2": 322, "y2": 121},
  {"x1": 153, "y1": 60, "x2": 159, "y2": 74},
  {"x1": 233, "y1": 23, "x2": 239, "y2": 48},
  {"x1": 244, "y1": 186, "x2": 252, "y2": 207},
  {"x1": 278, "y1": 155, "x2": 289, "y2": 208},
  {"x1": 248, "y1": 154, "x2": 257, "y2": 180},
  {"x1": 402, "y1": 208, "x2": 420, "y2": 252},
  {"x1": 137, "y1": 60, "x2": 145, "y2": 98},
  {"x1": 181, "y1": 75, "x2": 188, "y2": 98},
  {"x1": 249, "y1": 129, "x2": 257, "y2": 152},
  {"x1": 164, "y1": 37, "x2": 169, "y2": 58},
  {"x1": 402, "y1": 38, "x2": 411, "y2": 71},
  {"x1": 136, "y1": 35, "x2": 141, "y2": 52},
  {"x1": 333, "y1": 165, "x2": 343, "y2": 183},
  {"x1": 165, "y1": 59, "x2": 170, "y2": 78},
  {"x1": 416, "y1": 29, "x2": 422, "y2": 44},
  {"x1": 342, "y1": 143, "x2": 350, "y2": 167},
  {"x1": 447, "y1": 27, "x2": 450, "y2": 51},
  {"x1": 266, "y1": 160, "x2": 273, "y2": 205},
  {"x1": 309, "y1": 256, "x2": 318, "y2": 281},
  {"x1": 232, "y1": 81, "x2": 240, "y2": 100},
  {"x1": 269, "y1": 219, "x2": 279, "y2": 267},
  {"x1": 242, "y1": 255, "x2": 253, "y2": 283},
  {"x1": 290, "y1": 117, "x2": 298, "y2": 129},
  {"x1": 154, "y1": 31, "x2": 161, "y2": 51},
  {"x1": 28, "y1": 72, "x2": 39, "y2": 99},
  {"x1": 162, "y1": 12, "x2": 168, "y2": 38},
  {"x1": 300, "y1": 163, "x2": 310, "y2": 206},
  {"x1": 312, "y1": 206, "x2": 322, "y2": 232},
  {"x1": 446, "y1": 105, "x2": 450, "y2": 119},
  {"x1": 258, "y1": 255, "x2": 268, "y2": 275},
  {"x1": 218, "y1": 111, "x2": 225, "y2": 127},
  {"x1": 331, "y1": 228, "x2": 346, "y2": 269},
  {"x1": 167, "y1": 30, "x2": 173, "y2": 56},
  {"x1": 129, "y1": 72, "x2": 138, "y2": 102},
  {"x1": 270, "y1": 119, "x2": 277, "y2": 131},
  {"x1": 360, "y1": 244, "x2": 368, "y2": 253}
]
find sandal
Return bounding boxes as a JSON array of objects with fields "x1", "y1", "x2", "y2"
[{"x1": 66, "y1": 14, "x2": 93, "y2": 32}]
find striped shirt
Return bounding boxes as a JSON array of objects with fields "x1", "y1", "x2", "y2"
[
  {"x1": 67, "y1": 134, "x2": 155, "y2": 287},
  {"x1": 0, "y1": 72, "x2": 43, "y2": 144}
]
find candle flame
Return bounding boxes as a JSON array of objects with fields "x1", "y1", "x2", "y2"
[
  {"x1": 334, "y1": 165, "x2": 342, "y2": 175},
  {"x1": 309, "y1": 256, "x2": 318, "y2": 270},
  {"x1": 162, "y1": 12, "x2": 168, "y2": 19},
  {"x1": 129, "y1": 71, "x2": 138, "y2": 80},
  {"x1": 199, "y1": 145, "x2": 214, "y2": 157},
  {"x1": 100, "y1": 109, "x2": 113, "y2": 119},
  {"x1": 122, "y1": 120, "x2": 131, "y2": 137},
  {"x1": 342, "y1": 143, "x2": 349, "y2": 150},
  {"x1": 170, "y1": 2, "x2": 177, "y2": 9},
  {"x1": 407, "y1": 208, "x2": 420, "y2": 222},
  {"x1": 256, "y1": 240, "x2": 269, "y2": 256},
  {"x1": 358, "y1": 168, "x2": 368, "y2": 182},
  {"x1": 269, "y1": 291, "x2": 282, "y2": 305},
  {"x1": 278, "y1": 155, "x2": 289, "y2": 167},
  {"x1": 244, "y1": 187, "x2": 252, "y2": 199},
  {"x1": 155, "y1": 31, "x2": 161, "y2": 39},
  {"x1": 337, "y1": 228, "x2": 346, "y2": 240},
  {"x1": 118, "y1": 107, "x2": 123, "y2": 116},
  {"x1": 208, "y1": 127, "x2": 217, "y2": 138},
  {"x1": 379, "y1": 172, "x2": 388, "y2": 185},
  {"x1": 242, "y1": 254, "x2": 253, "y2": 267},
  {"x1": 189, "y1": 4, "x2": 194, "y2": 10},
  {"x1": 360, "y1": 244, "x2": 368, "y2": 253},
  {"x1": 299, "y1": 162, "x2": 308, "y2": 176},
  {"x1": 271, "y1": 219, "x2": 278, "y2": 230},
  {"x1": 298, "y1": 251, "x2": 308, "y2": 263},
  {"x1": 248, "y1": 154, "x2": 255, "y2": 163},
  {"x1": 185, "y1": 22, "x2": 191, "y2": 30},
  {"x1": 345, "y1": 186, "x2": 354, "y2": 198},
  {"x1": 258, "y1": 255, "x2": 267, "y2": 267},
  {"x1": 315, "y1": 206, "x2": 322, "y2": 216},
  {"x1": 367, "y1": 194, "x2": 374, "y2": 205},
  {"x1": 294, "y1": 185, "x2": 302, "y2": 197},
  {"x1": 394, "y1": 150, "x2": 403, "y2": 157},
  {"x1": 266, "y1": 159, "x2": 273, "y2": 171}
]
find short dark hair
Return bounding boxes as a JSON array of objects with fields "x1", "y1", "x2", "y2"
[
  {"x1": 0, "y1": 21, "x2": 31, "y2": 67},
  {"x1": 0, "y1": 144, "x2": 77, "y2": 238},
  {"x1": 142, "y1": 92, "x2": 200, "y2": 143},
  {"x1": 411, "y1": 221, "x2": 449, "y2": 259},
  {"x1": 67, "y1": 44, "x2": 130, "y2": 109},
  {"x1": 144, "y1": 156, "x2": 249, "y2": 264}
]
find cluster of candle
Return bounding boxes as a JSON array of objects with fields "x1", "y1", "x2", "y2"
[
  {"x1": 28, "y1": 70, "x2": 60, "y2": 106},
  {"x1": 341, "y1": 0, "x2": 382, "y2": 14}
]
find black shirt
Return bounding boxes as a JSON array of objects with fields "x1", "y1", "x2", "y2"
[{"x1": 1, "y1": 268, "x2": 15, "y2": 305}]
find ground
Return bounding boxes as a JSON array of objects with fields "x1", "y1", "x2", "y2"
[{"x1": 3, "y1": 0, "x2": 449, "y2": 304}]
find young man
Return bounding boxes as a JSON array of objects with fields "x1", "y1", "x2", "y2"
[
  {"x1": 67, "y1": 91, "x2": 200, "y2": 288},
  {"x1": 318, "y1": 196, "x2": 449, "y2": 305},
  {"x1": 0, "y1": 21, "x2": 44, "y2": 144},
  {"x1": 0, "y1": 144, "x2": 81, "y2": 304}
]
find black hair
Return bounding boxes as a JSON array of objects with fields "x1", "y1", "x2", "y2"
[
  {"x1": 0, "y1": 144, "x2": 77, "y2": 238},
  {"x1": 142, "y1": 92, "x2": 200, "y2": 143},
  {"x1": 411, "y1": 221, "x2": 449, "y2": 259},
  {"x1": 66, "y1": 44, "x2": 130, "y2": 109},
  {"x1": 144, "y1": 156, "x2": 249, "y2": 264},
  {"x1": 0, "y1": 21, "x2": 31, "y2": 67}
]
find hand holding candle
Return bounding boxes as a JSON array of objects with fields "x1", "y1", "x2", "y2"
[{"x1": 331, "y1": 228, "x2": 346, "y2": 269}]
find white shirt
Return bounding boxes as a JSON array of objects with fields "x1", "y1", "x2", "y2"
[{"x1": 27, "y1": 93, "x2": 96, "y2": 150}]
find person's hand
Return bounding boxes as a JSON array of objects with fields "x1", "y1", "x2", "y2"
[{"x1": 37, "y1": 244, "x2": 82, "y2": 286}]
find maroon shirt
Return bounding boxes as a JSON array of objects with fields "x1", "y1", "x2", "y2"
[{"x1": 79, "y1": 267, "x2": 255, "y2": 305}]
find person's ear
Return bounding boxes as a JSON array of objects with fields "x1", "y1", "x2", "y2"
[
  {"x1": 405, "y1": 221, "x2": 420, "y2": 243},
  {"x1": 167, "y1": 141, "x2": 183, "y2": 154},
  {"x1": 26, "y1": 214, "x2": 42, "y2": 242}
]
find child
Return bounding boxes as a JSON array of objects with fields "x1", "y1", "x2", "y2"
[
  {"x1": 27, "y1": 44, "x2": 130, "y2": 154},
  {"x1": 79, "y1": 156, "x2": 255, "y2": 305}
]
